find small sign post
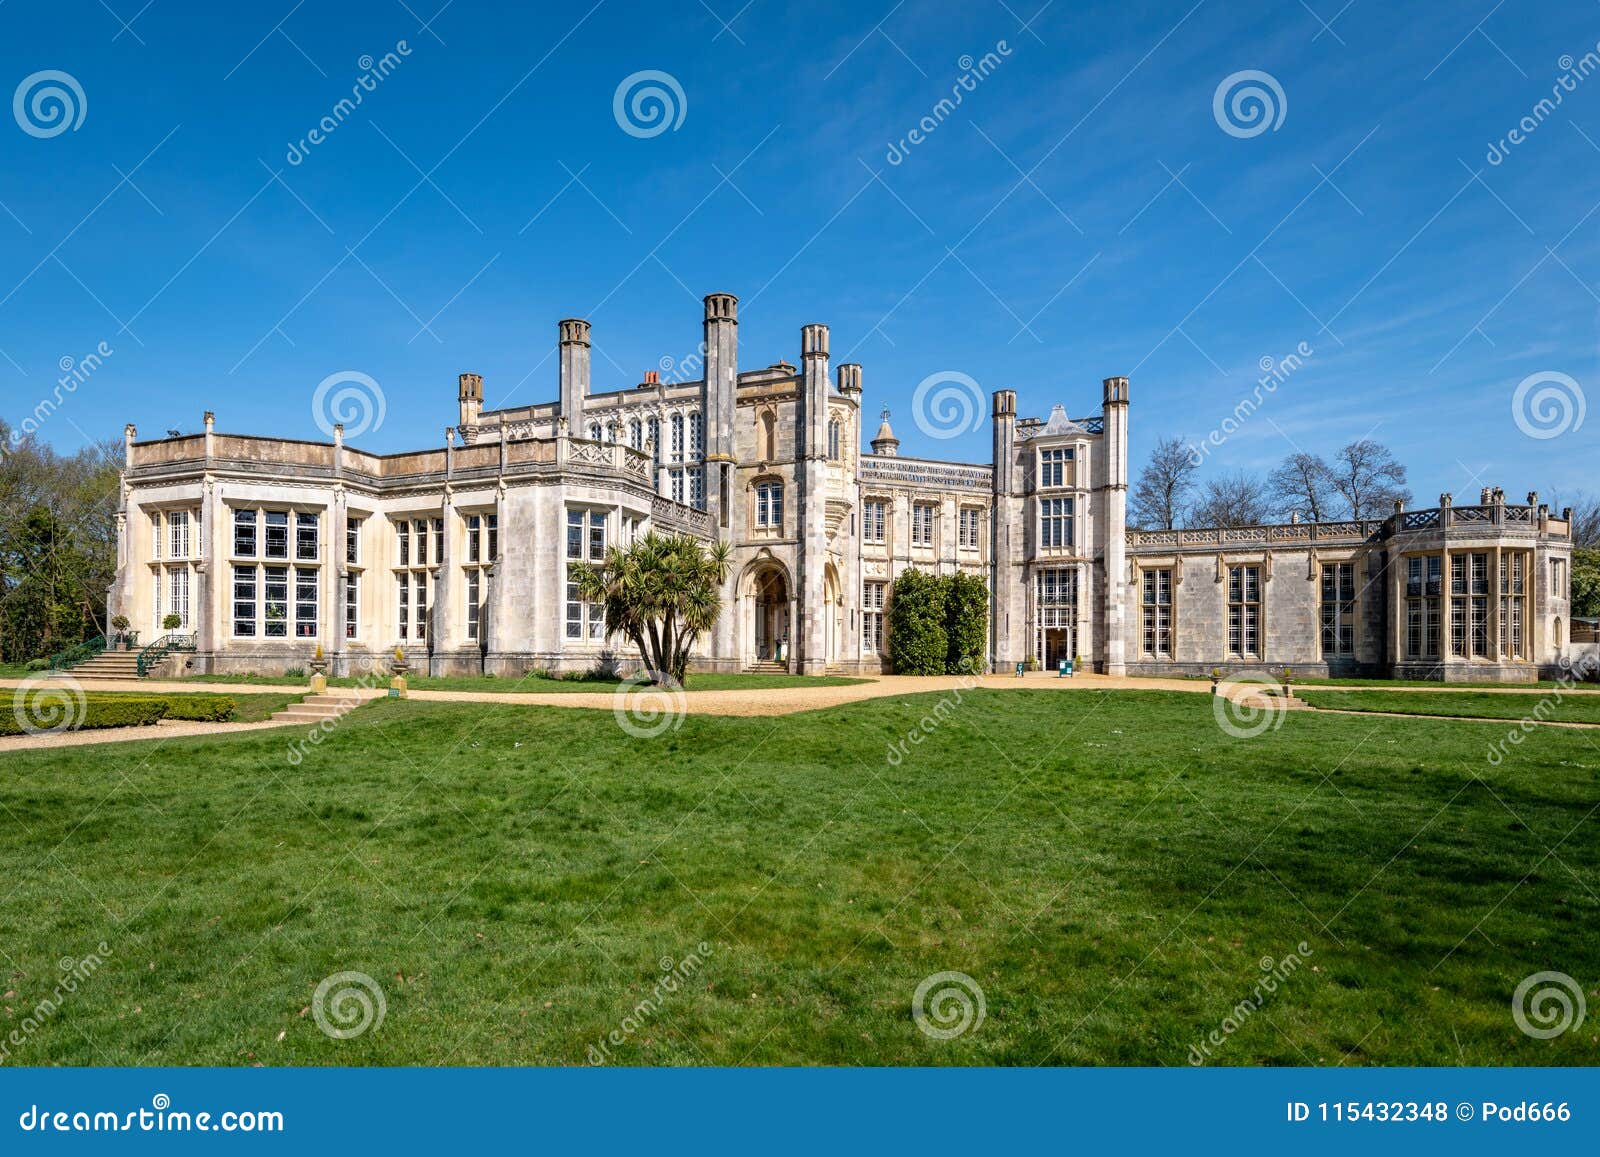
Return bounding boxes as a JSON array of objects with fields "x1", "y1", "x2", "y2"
[{"x1": 1059, "y1": 658, "x2": 1072, "y2": 678}]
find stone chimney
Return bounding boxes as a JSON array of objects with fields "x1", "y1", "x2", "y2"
[
  {"x1": 559, "y1": 318, "x2": 591, "y2": 433},
  {"x1": 458, "y1": 372, "x2": 483, "y2": 427}
]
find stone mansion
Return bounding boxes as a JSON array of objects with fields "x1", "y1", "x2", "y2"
[{"x1": 111, "y1": 293, "x2": 1576, "y2": 682}]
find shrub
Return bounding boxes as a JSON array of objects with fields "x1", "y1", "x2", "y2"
[
  {"x1": 24, "y1": 658, "x2": 49, "y2": 672},
  {"x1": 943, "y1": 572, "x2": 988, "y2": 674},
  {"x1": 887, "y1": 569, "x2": 948, "y2": 675},
  {"x1": 159, "y1": 695, "x2": 237, "y2": 722},
  {"x1": 0, "y1": 695, "x2": 168, "y2": 737}
]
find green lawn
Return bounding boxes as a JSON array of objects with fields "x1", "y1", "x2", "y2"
[
  {"x1": 1288, "y1": 676, "x2": 1576, "y2": 690},
  {"x1": 171, "y1": 671, "x2": 868, "y2": 693},
  {"x1": 1297, "y1": 688, "x2": 1600, "y2": 725},
  {"x1": 2, "y1": 689, "x2": 1597, "y2": 1066}
]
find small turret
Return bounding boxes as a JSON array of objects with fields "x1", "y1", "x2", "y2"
[{"x1": 870, "y1": 406, "x2": 900, "y2": 456}]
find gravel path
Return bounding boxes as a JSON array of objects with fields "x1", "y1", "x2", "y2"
[{"x1": 0, "y1": 717, "x2": 300, "y2": 751}]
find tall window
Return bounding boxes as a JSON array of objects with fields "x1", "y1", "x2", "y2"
[
  {"x1": 1406, "y1": 555, "x2": 1442, "y2": 659},
  {"x1": 690, "y1": 466, "x2": 705, "y2": 510},
  {"x1": 234, "y1": 510, "x2": 257, "y2": 557},
  {"x1": 397, "y1": 574, "x2": 410, "y2": 641},
  {"x1": 395, "y1": 516, "x2": 431, "y2": 641},
  {"x1": 1040, "y1": 497, "x2": 1072, "y2": 549},
  {"x1": 863, "y1": 582, "x2": 885, "y2": 652},
  {"x1": 151, "y1": 511, "x2": 162, "y2": 560},
  {"x1": 1037, "y1": 568, "x2": 1078, "y2": 661},
  {"x1": 1500, "y1": 553, "x2": 1526, "y2": 659},
  {"x1": 1450, "y1": 553, "x2": 1489, "y2": 658},
  {"x1": 344, "y1": 572, "x2": 360, "y2": 640},
  {"x1": 264, "y1": 511, "x2": 289, "y2": 559},
  {"x1": 670, "y1": 468, "x2": 685, "y2": 504},
  {"x1": 233, "y1": 565, "x2": 257, "y2": 637},
  {"x1": 231, "y1": 508, "x2": 321, "y2": 638},
  {"x1": 629, "y1": 419, "x2": 643, "y2": 450},
  {"x1": 670, "y1": 414, "x2": 685, "y2": 462},
  {"x1": 466, "y1": 568, "x2": 481, "y2": 642},
  {"x1": 1227, "y1": 565, "x2": 1261, "y2": 658},
  {"x1": 587, "y1": 421, "x2": 602, "y2": 441},
  {"x1": 296, "y1": 512, "x2": 319, "y2": 560},
  {"x1": 263, "y1": 567, "x2": 289, "y2": 637},
  {"x1": 911, "y1": 504, "x2": 935, "y2": 547},
  {"x1": 648, "y1": 417, "x2": 661, "y2": 463},
  {"x1": 863, "y1": 500, "x2": 887, "y2": 544},
  {"x1": 168, "y1": 510, "x2": 190, "y2": 559},
  {"x1": 689, "y1": 412, "x2": 703, "y2": 458},
  {"x1": 295, "y1": 568, "x2": 318, "y2": 638},
  {"x1": 346, "y1": 517, "x2": 361, "y2": 566},
  {"x1": 827, "y1": 418, "x2": 841, "y2": 461},
  {"x1": 958, "y1": 507, "x2": 981, "y2": 550},
  {"x1": 1320, "y1": 563, "x2": 1356, "y2": 656},
  {"x1": 463, "y1": 511, "x2": 494, "y2": 643},
  {"x1": 168, "y1": 568, "x2": 190, "y2": 629},
  {"x1": 756, "y1": 481, "x2": 784, "y2": 529},
  {"x1": 1142, "y1": 568, "x2": 1172, "y2": 657},
  {"x1": 1039, "y1": 446, "x2": 1073, "y2": 488},
  {"x1": 565, "y1": 509, "x2": 607, "y2": 640}
]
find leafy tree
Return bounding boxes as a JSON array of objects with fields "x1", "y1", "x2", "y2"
[
  {"x1": 943, "y1": 572, "x2": 988, "y2": 674},
  {"x1": 1329, "y1": 439, "x2": 1410, "y2": 519},
  {"x1": 1268, "y1": 452, "x2": 1335, "y2": 522},
  {"x1": 887, "y1": 568, "x2": 948, "y2": 675},
  {"x1": 1572, "y1": 547, "x2": 1600, "y2": 619},
  {"x1": 1191, "y1": 471, "x2": 1272, "y2": 528},
  {"x1": 1130, "y1": 436, "x2": 1198, "y2": 530},
  {"x1": 570, "y1": 532, "x2": 732, "y2": 684}
]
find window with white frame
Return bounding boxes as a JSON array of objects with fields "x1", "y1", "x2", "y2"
[
  {"x1": 1040, "y1": 497, "x2": 1072, "y2": 549},
  {"x1": 263, "y1": 566, "x2": 289, "y2": 638},
  {"x1": 958, "y1": 507, "x2": 981, "y2": 550},
  {"x1": 689, "y1": 412, "x2": 703, "y2": 458},
  {"x1": 1141, "y1": 568, "x2": 1172, "y2": 657},
  {"x1": 1499, "y1": 552, "x2": 1526, "y2": 660},
  {"x1": 296, "y1": 512, "x2": 319, "y2": 560},
  {"x1": 863, "y1": 581, "x2": 885, "y2": 652},
  {"x1": 466, "y1": 568, "x2": 481, "y2": 643},
  {"x1": 234, "y1": 509, "x2": 256, "y2": 557},
  {"x1": 233, "y1": 565, "x2": 257, "y2": 637},
  {"x1": 151, "y1": 511, "x2": 162, "y2": 560},
  {"x1": 565, "y1": 509, "x2": 607, "y2": 640},
  {"x1": 168, "y1": 510, "x2": 190, "y2": 559},
  {"x1": 1036, "y1": 567, "x2": 1077, "y2": 661},
  {"x1": 756, "y1": 481, "x2": 783, "y2": 529},
  {"x1": 394, "y1": 516, "x2": 433, "y2": 641},
  {"x1": 1227, "y1": 565, "x2": 1261, "y2": 658},
  {"x1": 264, "y1": 511, "x2": 289, "y2": 559},
  {"x1": 344, "y1": 571, "x2": 360, "y2": 640},
  {"x1": 1039, "y1": 446, "x2": 1073, "y2": 488},
  {"x1": 346, "y1": 516, "x2": 361, "y2": 566},
  {"x1": 168, "y1": 568, "x2": 190, "y2": 630},
  {"x1": 863, "y1": 500, "x2": 887, "y2": 544},
  {"x1": 230, "y1": 508, "x2": 321, "y2": 638},
  {"x1": 911, "y1": 503, "x2": 935, "y2": 547},
  {"x1": 1449, "y1": 553, "x2": 1490, "y2": 658},
  {"x1": 671, "y1": 414, "x2": 685, "y2": 462},
  {"x1": 462, "y1": 511, "x2": 495, "y2": 642}
]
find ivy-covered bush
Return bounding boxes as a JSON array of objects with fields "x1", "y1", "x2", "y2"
[
  {"x1": 887, "y1": 569, "x2": 948, "y2": 675},
  {"x1": 158, "y1": 695, "x2": 237, "y2": 722},
  {"x1": 944, "y1": 572, "x2": 989, "y2": 674}
]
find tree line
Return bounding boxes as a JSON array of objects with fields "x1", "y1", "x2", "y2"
[{"x1": 0, "y1": 421, "x2": 121, "y2": 664}]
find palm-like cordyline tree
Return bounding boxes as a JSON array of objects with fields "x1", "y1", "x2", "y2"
[{"x1": 570, "y1": 532, "x2": 732, "y2": 684}]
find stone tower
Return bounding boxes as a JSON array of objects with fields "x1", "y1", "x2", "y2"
[
  {"x1": 1101, "y1": 376, "x2": 1130, "y2": 676},
  {"x1": 798, "y1": 323, "x2": 830, "y2": 674},
  {"x1": 559, "y1": 318, "x2": 591, "y2": 432}
]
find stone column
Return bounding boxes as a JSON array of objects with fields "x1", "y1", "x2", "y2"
[
  {"x1": 797, "y1": 323, "x2": 830, "y2": 674},
  {"x1": 703, "y1": 294, "x2": 740, "y2": 668},
  {"x1": 559, "y1": 318, "x2": 591, "y2": 434},
  {"x1": 1101, "y1": 377, "x2": 1130, "y2": 675}
]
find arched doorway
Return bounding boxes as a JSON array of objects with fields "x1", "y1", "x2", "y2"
[
  {"x1": 823, "y1": 563, "x2": 842, "y2": 666},
  {"x1": 751, "y1": 567, "x2": 791, "y2": 666}
]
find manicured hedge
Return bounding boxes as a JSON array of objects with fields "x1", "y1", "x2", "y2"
[
  {"x1": 887, "y1": 569, "x2": 990, "y2": 676},
  {"x1": 944, "y1": 572, "x2": 989, "y2": 675},
  {"x1": 1, "y1": 693, "x2": 239, "y2": 736}
]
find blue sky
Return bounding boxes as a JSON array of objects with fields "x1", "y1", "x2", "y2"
[{"x1": 1, "y1": 0, "x2": 1596, "y2": 503}]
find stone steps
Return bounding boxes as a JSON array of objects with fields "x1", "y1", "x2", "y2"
[
  {"x1": 50, "y1": 652, "x2": 145, "y2": 680},
  {"x1": 267, "y1": 693, "x2": 365, "y2": 726}
]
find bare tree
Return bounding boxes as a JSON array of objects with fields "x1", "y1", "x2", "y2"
[
  {"x1": 1545, "y1": 490, "x2": 1599, "y2": 547},
  {"x1": 1329, "y1": 439, "x2": 1410, "y2": 519},
  {"x1": 1130, "y1": 436, "x2": 1199, "y2": 530},
  {"x1": 1267, "y1": 452, "x2": 1335, "y2": 522},
  {"x1": 1191, "y1": 470, "x2": 1273, "y2": 528}
]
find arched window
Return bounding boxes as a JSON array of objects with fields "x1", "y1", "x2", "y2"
[
  {"x1": 647, "y1": 417, "x2": 660, "y2": 463},
  {"x1": 827, "y1": 417, "x2": 841, "y2": 461},
  {"x1": 689, "y1": 412, "x2": 703, "y2": 459},
  {"x1": 586, "y1": 422, "x2": 601, "y2": 441},
  {"x1": 670, "y1": 414, "x2": 685, "y2": 462},
  {"x1": 628, "y1": 419, "x2": 642, "y2": 450}
]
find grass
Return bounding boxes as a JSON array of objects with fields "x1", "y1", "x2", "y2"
[
  {"x1": 169, "y1": 671, "x2": 868, "y2": 693},
  {"x1": 1297, "y1": 688, "x2": 1600, "y2": 725},
  {"x1": 1288, "y1": 676, "x2": 1577, "y2": 689},
  {"x1": 2, "y1": 689, "x2": 1597, "y2": 1066}
]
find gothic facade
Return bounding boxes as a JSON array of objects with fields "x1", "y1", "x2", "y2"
[{"x1": 111, "y1": 294, "x2": 1577, "y2": 682}]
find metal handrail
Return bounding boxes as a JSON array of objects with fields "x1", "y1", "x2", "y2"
[
  {"x1": 136, "y1": 632, "x2": 198, "y2": 677},
  {"x1": 46, "y1": 635, "x2": 105, "y2": 670}
]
